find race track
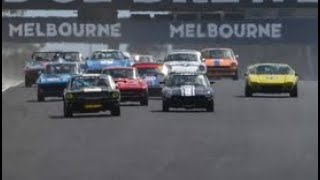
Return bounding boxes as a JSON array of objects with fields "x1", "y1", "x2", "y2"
[{"x1": 2, "y1": 80, "x2": 318, "y2": 180}]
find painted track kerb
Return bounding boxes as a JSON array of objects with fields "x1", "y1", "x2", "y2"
[{"x1": 2, "y1": 81, "x2": 24, "y2": 93}]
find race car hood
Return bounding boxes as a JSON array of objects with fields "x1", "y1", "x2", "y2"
[
  {"x1": 249, "y1": 74, "x2": 297, "y2": 84},
  {"x1": 164, "y1": 61, "x2": 201, "y2": 67},
  {"x1": 71, "y1": 86, "x2": 111, "y2": 92},
  {"x1": 164, "y1": 61, "x2": 205, "y2": 74},
  {"x1": 25, "y1": 61, "x2": 47, "y2": 70},
  {"x1": 86, "y1": 59, "x2": 133, "y2": 70},
  {"x1": 116, "y1": 79, "x2": 147, "y2": 90},
  {"x1": 205, "y1": 58, "x2": 238, "y2": 67},
  {"x1": 165, "y1": 86, "x2": 213, "y2": 96},
  {"x1": 38, "y1": 74, "x2": 72, "y2": 83}
]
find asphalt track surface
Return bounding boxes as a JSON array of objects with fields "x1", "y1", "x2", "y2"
[{"x1": 2, "y1": 80, "x2": 318, "y2": 180}]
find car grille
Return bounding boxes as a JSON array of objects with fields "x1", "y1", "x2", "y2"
[
  {"x1": 171, "y1": 96, "x2": 208, "y2": 104},
  {"x1": 121, "y1": 90, "x2": 142, "y2": 97},
  {"x1": 76, "y1": 92, "x2": 107, "y2": 99},
  {"x1": 257, "y1": 85, "x2": 284, "y2": 91}
]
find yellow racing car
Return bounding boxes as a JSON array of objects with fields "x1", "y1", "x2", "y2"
[{"x1": 244, "y1": 63, "x2": 299, "y2": 97}]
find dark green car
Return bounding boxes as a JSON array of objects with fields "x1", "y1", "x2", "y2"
[{"x1": 63, "y1": 74, "x2": 121, "y2": 117}]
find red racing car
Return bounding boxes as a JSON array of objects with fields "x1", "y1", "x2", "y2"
[
  {"x1": 102, "y1": 67, "x2": 148, "y2": 105},
  {"x1": 132, "y1": 62, "x2": 164, "y2": 96}
]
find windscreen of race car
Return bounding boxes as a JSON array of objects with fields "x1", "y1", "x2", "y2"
[
  {"x1": 46, "y1": 64, "x2": 78, "y2": 74},
  {"x1": 253, "y1": 65, "x2": 292, "y2": 75},
  {"x1": 92, "y1": 51, "x2": 124, "y2": 60},
  {"x1": 165, "y1": 53, "x2": 198, "y2": 62},
  {"x1": 201, "y1": 49, "x2": 234, "y2": 59},
  {"x1": 166, "y1": 74, "x2": 210, "y2": 87},
  {"x1": 103, "y1": 69, "x2": 135, "y2": 79},
  {"x1": 71, "y1": 76, "x2": 109, "y2": 89},
  {"x1": 137, "y1": 68, "x2": 163, "y2": 77}
]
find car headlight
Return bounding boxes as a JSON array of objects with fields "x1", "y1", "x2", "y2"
[
  {"x1": 111, "y1": 91, "x2": 119, "y2": 98},
  {"x1": 199, "y1": 65, "x2": 205, "y2": 71},
  {"x1": 204, "y1": 90, "x2": 213, "y2": 97},
  {"x1": 65, "y1": 93, "x2": 74, "y2": 100},
  {"x1": 204, "y1": 90, "x2": 211, "y2": 95}
]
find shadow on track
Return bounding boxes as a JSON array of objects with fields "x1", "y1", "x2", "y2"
[
  {"x1": 27, "y1": 99, "x2": 63, "y2": 103},
  {"x1": 150, "y1": 109, "x2": 210, "y2": 113},
  {"x1": 234, "y1": 95, "x2": 292, "y2": 98},
  {"x1": 120, "y1": 103, "x2": 143, "y2": 107},
  {"x1": 148, "y1": 97, "x2": 162, "y2": 100},
  {"x1": 49, "y1": 114, "x2": 114, "y2": 119}
]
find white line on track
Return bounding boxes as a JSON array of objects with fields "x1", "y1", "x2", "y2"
[{"x1": 2, "y1": 81, "x2": 24, "y2": 93}]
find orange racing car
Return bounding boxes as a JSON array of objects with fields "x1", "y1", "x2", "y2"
[{"x1": 201, "y1": 48, "x2": 239, "y2": 80}]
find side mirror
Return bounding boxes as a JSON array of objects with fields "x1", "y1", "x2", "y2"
[
  {"x1": 209, "y1": 81, "x2": 216, "y2": 84},
  {"x1": 115, "y1": 84, "x2": 119, "y2": 89},
  {"x1": 244, "y1": 73, "x2": 248, "y2": 77},
  {"x1": 235, "y1": 55, "x2": 239, "y2": 59},
  {"x1": 295, "y1": 73, "x2": 298, "y2": 76},
  {"x1": 85, "y1": 57, "x2": 89, "y2": 61}
]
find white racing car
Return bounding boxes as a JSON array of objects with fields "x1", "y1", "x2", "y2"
[{"x1": 162, "y1": 50, "x2": 207, "y2": 75}]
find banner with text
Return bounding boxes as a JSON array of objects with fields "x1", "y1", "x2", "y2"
[
  {"x1": 2, "y1": 0, "x2": 318, "y2": 10},
  {"x1": 2, "y1": 18, "x2": 318, "y2": 44}
]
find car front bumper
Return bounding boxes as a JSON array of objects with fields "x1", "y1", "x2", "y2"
[
  {"x1": 120, "y1": 90, "x2": 148, "y2": 102},
  {"x1": 65, "y1": 98, "x2": 120, "y2": 113},
  {"x1": 249, "y1": 83, "x2": 296, "y2": 93},
  {"x1": 206, "y1": 67, "x2": 237, "y2": 78},
  {"x1": 164, "y1": 95, "x2": 213, "y2": 108}
]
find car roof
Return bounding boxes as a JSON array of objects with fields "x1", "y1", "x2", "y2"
[
  {"x1": 201, "y1": 48, "x2": 233, "y2": 51},
  {"x1": 169, "y1": 73, "x2": 204, "y2": 76},
  {"x1": 72, "y1": 74, "x2": 110, "y2": 78},
  {"x1": 46, "y1": 62, "x2": 78, "y2": 65},
  {"x1": 94, "y1": 49, "x2": 121, "y2": 52},
  {"x1": 170, "y1": 49, "x2": 198, "y2": 52},
  {"x1": 250, "y1": 63, "x2": 290, "y2": 67},
  {"x1": 133, "y1": 62, "x2": 161, "y2": 67},
  {"x1": 168, "y1": 51, "x2": 201, "y2": 56},
  {"x1": 102, "y1": 67, "x2": 134, "y2": 70}
]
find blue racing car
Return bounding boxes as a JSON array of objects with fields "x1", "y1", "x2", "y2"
[
  {"x1": 37, "y1": 62, "x2": 81, "y2": 101},
  {"x1": 85, "y1": 49, "x2": 134, "y2": 74}
]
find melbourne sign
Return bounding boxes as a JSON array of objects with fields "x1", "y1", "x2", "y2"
[
  {"x1": 2, "y1": 18, "x2": 317, "y2": 44},
  {"x1": 2, "y1": 0, "x2": 318, "y2": 10}
]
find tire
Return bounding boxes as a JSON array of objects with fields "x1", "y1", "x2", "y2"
[
  {"x1": 63, "y1": 103, "x2": 73, "y2": 117},
  {"x1": 232, "y1": 69, "x2": 239, "y2": 81},
  {"x1": 290, "y1": 85, "x2": 298, "y2": 97},
  {"x1": 245, "y1": 84, "x2": 253, "y2": 97},
  {"x1": 111, "y1": 105, "x2": 121, "y2": 116},
  {"x1": 37, "y1": 89, "x2": 45, "y2": 102},
  {"x1": 206, "y1": 100, "x2": 214, "y2": 112},
  {"x1": 140, "y1": 96, "x2": 148, "y2": 106},
  {"x1": 162, "y1": 100, "x2": 169, "y2": 112},
  {"x1": 25, "y1": 76, "x2": 32, "y2": 87}
]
